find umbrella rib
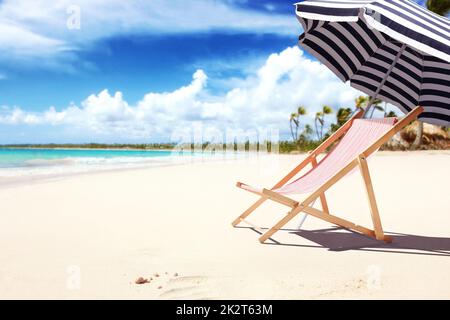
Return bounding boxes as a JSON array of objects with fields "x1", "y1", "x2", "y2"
[{"x1": 365, "y1": 43, "x2": 407, "y2": 118}]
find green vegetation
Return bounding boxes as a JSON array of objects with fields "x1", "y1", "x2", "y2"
[
  {"x1": 282, "y1": 95, "x2": 447, "y2": 153},
  {"x1": 426, "y1": 0, "x2": 450, "y2": 16},
  {"x1": 289, "y1": 106, "x2": 307, "y2": 142},
  {"x1": 314, "y1": 105, "x2": 333, "y2": 140},
  {"x1": 283, "y1": 95, "x2": 371, "y2": 153}
]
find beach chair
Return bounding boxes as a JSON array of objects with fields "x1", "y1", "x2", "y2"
[{"x1": 233, "y1": 106, "x2": 423, "y2": 244}]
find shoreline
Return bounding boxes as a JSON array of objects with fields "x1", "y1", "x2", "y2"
[
  {"x1": 0, "y1": 160, "x2": 214, "y2": 190},
  {"x1": 0, "y1": 152, "x2": 262, "y2": 190},
  {"x1": 0, "y1": 146, "x2": 175, "y2": 152},
  {"x1": 2, "y1": 145, "x2": 448, "y2": 153},
  {"x1": 0, "y1": 150, "x2": 448, "y2": 190}
]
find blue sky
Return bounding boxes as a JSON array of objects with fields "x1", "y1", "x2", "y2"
[
  {"x1": 0, "y1": 0, "x2": 428, "y2": 143},
  {"x1": 1, "y1": 33, "x2": 295, "y2": 110}
]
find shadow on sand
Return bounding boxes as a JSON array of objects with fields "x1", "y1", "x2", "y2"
[{"x1": 236, "y1": 226, "x2": 450, "y2": 257}]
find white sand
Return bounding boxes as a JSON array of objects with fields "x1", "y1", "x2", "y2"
[{"x1": 0, "y1": 151, "x2": 449, "y2": 299}]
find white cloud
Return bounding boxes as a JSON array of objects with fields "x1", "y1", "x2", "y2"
[
  {"x1": 264, "y1": 4, "x2": 276, "y2": 12},
  {"x1": 0, "y1": 0, "x2": 297, "y2": 66},
  {"x1": 0, "y1": 47, "x2": 363, "y2": 140}
]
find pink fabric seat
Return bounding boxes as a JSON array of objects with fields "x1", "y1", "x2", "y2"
[{"x1": 241, "y1": 118, "x2": 396, "y2": 195}]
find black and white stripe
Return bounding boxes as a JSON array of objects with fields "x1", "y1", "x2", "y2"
[{"x1": 296, "y1": 0, "x2": 450, "y2": 126}]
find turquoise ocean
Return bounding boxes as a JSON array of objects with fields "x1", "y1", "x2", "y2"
[
  {"x1": 0, "y1": 148, "x2": 175, "y2": 168},
  {"x1": 0, "y1": 148, "x2": 201, "y2": 178}
]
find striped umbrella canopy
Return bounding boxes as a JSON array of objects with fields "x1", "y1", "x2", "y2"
[{"x1": 295, "y1": 0, "x2": 450, "y2": 126}]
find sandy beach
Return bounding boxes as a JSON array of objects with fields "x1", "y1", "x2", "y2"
[{"x1": 0, "y1": 151, "x2": 449, "y2": 299}]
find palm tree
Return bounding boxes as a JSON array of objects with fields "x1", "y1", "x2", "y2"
[
  {"x1": 355, "y1": 95, "x2": 383, "y2": 115},
  {"x1": 386, "y1": 111, "x2": 397, "y2": 118},
  {"x1": 330, "y1": 107, "x2": 353, "y2": 132},
  {"x1": 426, "y1": 0, "x2": 450, "y2": 16},
  {"x1": 336, "y1": 107, "x2": 352, "y2": 126},
  {"x1": 289, "y1": 112, "x2": 299, "y2": 142},
  {"x1": 299, "y1": 124, "x2": 313, "y2": 142},
  {"x1": 303, "y1": 124, "x2": 313, "y2": 138},
  {"x1": 297, "y1": 106, "x2": 307, "y2": 122},
  {"x1": 355, "y1": 96, "x2": 369, "y2": 111},
  {"x1": 296, "y1": 106, "x2": 307, "y2": 139},
  {"x1": 411, "y1": 1, "x2": 450, "y2": 149},
  {"x1": 290, "y1": 106, "x2": 308, "y2": 142},
  {"x1": 314, "y1": 112, "x2": 323, "y2": 140},
  {"x1": 382, "y1": 101, "x2": 388, "y2": 117},
  {"x1": 315, "y1": 105, "x2": 334, "y2": 140},
  {"x1": 355, "y1": 96, "x2": 383, "y2": 111},
  {"x1": 321, "y1": 105, "x2": 333, "y2": 139},
  {"x1": 372, "y1": 99, "x2": 384, "y2": 114}
]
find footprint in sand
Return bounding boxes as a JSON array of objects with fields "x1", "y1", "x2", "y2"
[{"x1": 158, "y1": 276, "x2": 216, "y2": 300}]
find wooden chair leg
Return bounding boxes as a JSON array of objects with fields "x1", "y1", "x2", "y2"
[
  {"x1": 259, "y1": 160, "x2": 360, "y2": 243},
  {"x1": 311, "y1": 158, "x2": 329, "y2": 214},
  {"x1": 259, "y1": 205, "x2": 305, "y2": 243},
  {"x1": 358, "y1": 155, "x2": 385, "y2": 241},
  {"x1": 319, "y1": 192, "x2": 330, "y2": 214},
  {"x1": 232, "y1": 197, "x2": 266, "y2": 227},
  {"x1": 302, "y1": 207, "x2": 391, "y2": 242}
]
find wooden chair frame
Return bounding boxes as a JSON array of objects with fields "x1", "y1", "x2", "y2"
[{"x1": 232, "y1": 106, "x2": 424, "y2": 244}]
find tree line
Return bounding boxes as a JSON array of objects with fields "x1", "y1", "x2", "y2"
[{"x1": 288, "y1": 96, "x2": 398, "y2": 151}]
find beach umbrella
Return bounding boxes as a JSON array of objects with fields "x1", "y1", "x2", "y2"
[{"x1": 295, "y1": 0, "x2": 450, "y2": 126}]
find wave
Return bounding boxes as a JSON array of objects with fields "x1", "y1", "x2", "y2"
[
  {"x1": 0, "y1": 152, "x2": 240, "y2": 178},
  {"x1": 24, "y1": 158, "x2": 76, "y2": 167},
  {"x1": 21, "y1": 155, "x2": 182, "y2": 166}
]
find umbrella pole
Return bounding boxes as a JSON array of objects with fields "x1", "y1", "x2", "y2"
[{"x1": 364, "y1": 43, "x2": 407, "y2": 118}]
